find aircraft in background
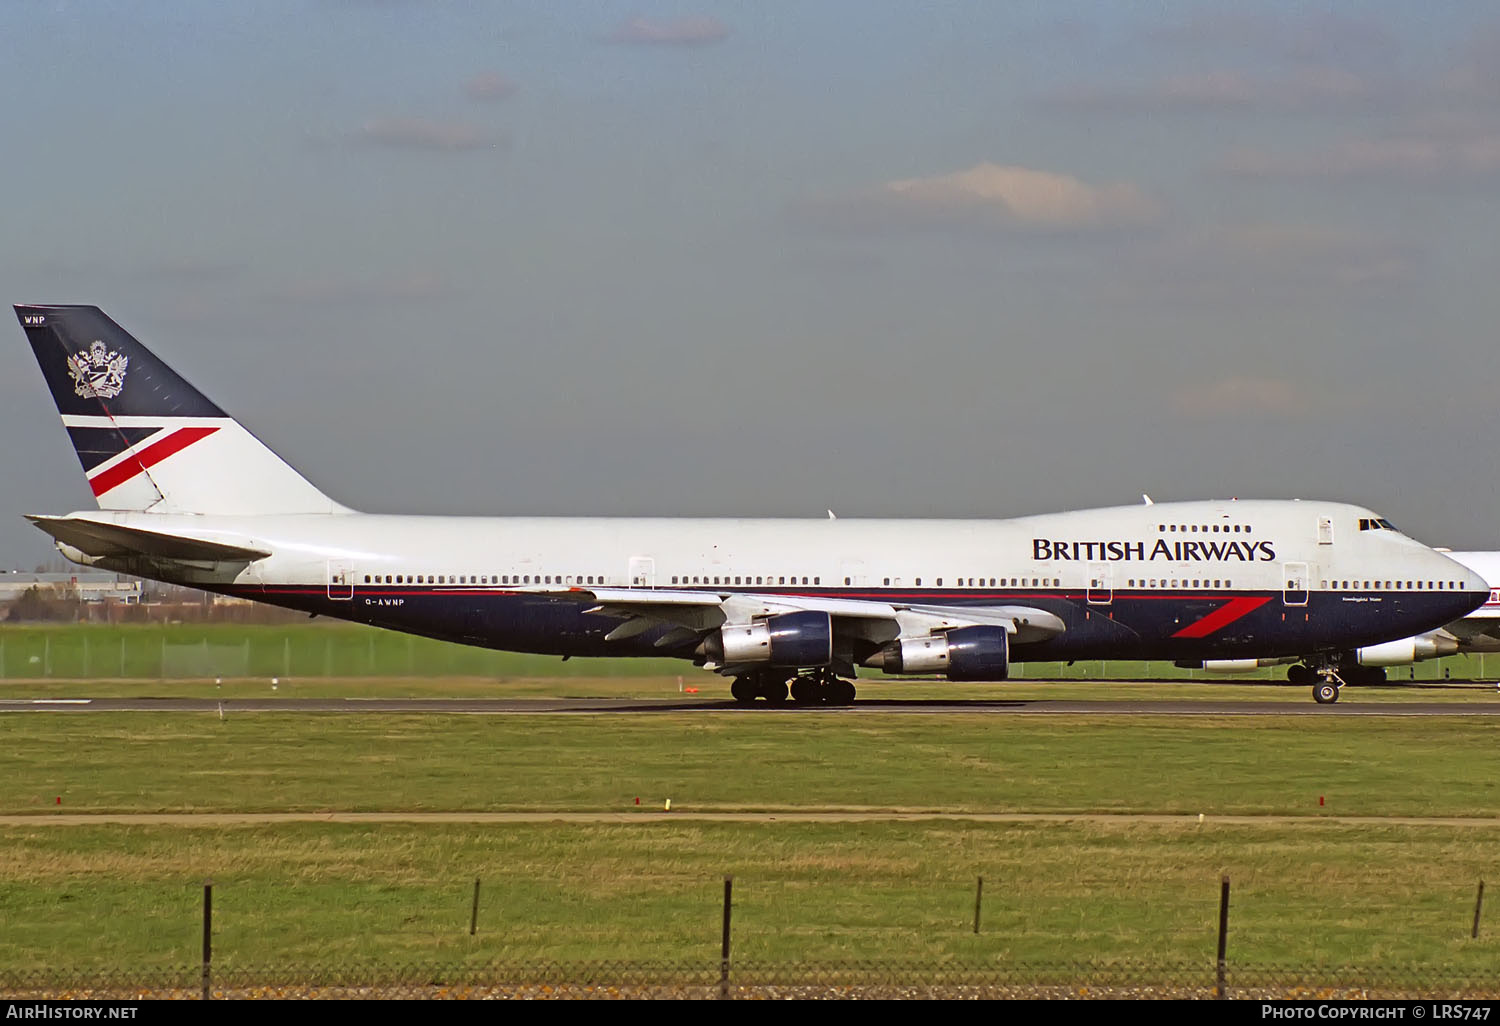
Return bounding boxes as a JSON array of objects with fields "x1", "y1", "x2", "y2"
[
  {"x1": 13, "y1": 304, "x2": 1489, "y2": 705},
  {"x1": 1183, "y1": 551, "x2": 1500, "y2": 686}
]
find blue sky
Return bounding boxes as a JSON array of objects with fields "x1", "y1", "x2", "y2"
[{"x1": 3, "y1": 2, "x2": 1499, "y2": 563}]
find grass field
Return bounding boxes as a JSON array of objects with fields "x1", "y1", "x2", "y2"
[
  {"x1": 2, "y1": 820, "x2": 1497, "y2": 969},
  {"x1": 3, "y1": 623, "x2": 1499, "y2": 973},
  {"x1": 1, "y1": 709, "x2": 1499, "y2": 969}
]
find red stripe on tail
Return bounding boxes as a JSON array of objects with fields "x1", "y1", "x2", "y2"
[{"x1": 87, "y1": 426, "x2": 219, "y2": 497}]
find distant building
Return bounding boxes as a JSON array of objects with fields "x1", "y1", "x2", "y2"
[{"x1": 0, "y1": 570, "x2": 142, "y2": 604}]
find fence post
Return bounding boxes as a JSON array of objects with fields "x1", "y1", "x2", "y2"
[
  {"x1": 1215, "y1": 875, "x2": 1230, "y2": 1000},
  {"x1": 719, "y1": 876, "x2": 733, "y2": 1000},
  {"x1": 1474, "y1": 880, "x2": 1485, "y2": 939},
  {"x1": 470, "y1": 878, "x2": 481, "y2": 936},
  {"x1": 974, "y1": 876, "x2": 983, "y2": 934},
  {"x1": 201, "y1": 879, "x2": 213, "y2": 1001}
]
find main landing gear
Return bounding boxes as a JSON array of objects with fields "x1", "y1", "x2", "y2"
[
  {"x1": 1287, "y1": 663, "x2": 1387, "y2": 704},
  {"x1": 730, "y1": 668, "x2": 856, "y2": 706}
]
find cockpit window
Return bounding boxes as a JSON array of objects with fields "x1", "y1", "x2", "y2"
[{"x1": 1359, "y1": 517, "x2": 1400, "y2": 532}]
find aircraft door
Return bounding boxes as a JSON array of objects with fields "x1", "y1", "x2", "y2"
[
  {"x1": 1086, "y1": 564, "x2": 1112, "y2": 605},
  {"x1": 1283, "y1": 562, "x2": 1309, "y2": 607},
  {"x1": 628, "y1": 556, "x2": 656, "y2": 589},
  {"x1": 326, "y1": 561, "x2": 354, "y2": 601}
]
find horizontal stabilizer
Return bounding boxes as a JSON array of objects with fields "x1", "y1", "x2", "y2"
[{"x1": 26, "y1": 515, "x2": 271, "y2": 563}]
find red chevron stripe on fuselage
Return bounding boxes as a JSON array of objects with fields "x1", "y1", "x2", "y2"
[{"x1": 1170, "y1": 595, "x2": 1274, "y2": 638}]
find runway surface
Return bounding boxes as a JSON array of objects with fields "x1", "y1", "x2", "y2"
[
  {"x1": 4, "y1": 695, "x2": 1500, "y2": 715},
  {"x1": 4, "y1": 811, "x2": 1500, "y2": 827}
]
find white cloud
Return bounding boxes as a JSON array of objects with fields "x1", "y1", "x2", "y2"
[
  {"x1": 804, "y1": 163, "x2": 1160, "y2": 233},
  {"x1": 611, "y1": 16, "x2": 728, "y2": 46},
  {"x1": 463, "y1": 72, "x2": 518, "y2": 102},
  {"x1": 1115, "y1": 222, "x2": 1422, "y2": 305},
  {"x1": 1218, "y1": 121, "x2": 1500, "y2": 182},
  {"x1": 1043, "y1": 66, "x2": 1381, "y2": 114},
  {"x1": 351, "y1": 118, "x2": 499, "y2": 151},
  {"x1": 1173, "y1": 376, "x2": 1308, "y2": 418}
]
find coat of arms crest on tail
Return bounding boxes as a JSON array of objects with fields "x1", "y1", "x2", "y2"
[{"x1": 66, "y1": 340, "x2": 129, "y2": 399}]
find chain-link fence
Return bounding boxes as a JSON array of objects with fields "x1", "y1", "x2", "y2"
[{"x1": 4, "y1": 960, "x2": 1500, "y2": 1000}]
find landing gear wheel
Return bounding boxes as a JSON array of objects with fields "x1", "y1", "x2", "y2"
[
  {"x1": 830, "y1": 678, "x2": 857, "y2": 705},
  {"x1": 730, "y1": 677, "x2": 756, "y2": 704},
  {"x1": 790, "y1": 677, "x2": 819, "y2": 705},
  {"x1": 1313, "y1": 681, "x2": 1340, "y2": 704},
  {"x1": 759, "y1": 677, "x2": 790, "y2": 704},
  {"x1": 1288, "y1": 664, "x2": 1314, "y2": 685}
]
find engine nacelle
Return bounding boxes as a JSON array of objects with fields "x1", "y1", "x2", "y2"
[
  {"x1": 1198, "y1": 659, "x2": 1263, "y2": 674},
  {"x1": 1356, "y1": 633, "x2": 1459, "y2": 667},
  {"x1": 715, "y1": 610, "x2": 833, "y2": 667},
  {"x1": 1176, "y1": 658, "x2": 1297, "y2": 674},
  {"x1": 871, "y1": 625, "x2": 1010, "y2": 681}
]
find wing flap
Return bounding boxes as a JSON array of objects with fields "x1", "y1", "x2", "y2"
[{"x1": 532, "y1": 585, "x2": 1065, "y2": 647}]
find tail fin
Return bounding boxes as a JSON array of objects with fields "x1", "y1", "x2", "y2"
[{"x1": 16, "y1": 304, "x2": 345, "y2": 515}]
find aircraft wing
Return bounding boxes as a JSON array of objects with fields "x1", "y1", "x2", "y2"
[
  {"x1": 26, "y1": 514, "x2": 271, "y2": 563},
  {"x1": 525, "y1": 585, "x2": 1065, "y2": 651}
]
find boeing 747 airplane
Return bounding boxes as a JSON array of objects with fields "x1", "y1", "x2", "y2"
[{"x1": 14, "y1": 305, "x2": 1488, "y2": 704}]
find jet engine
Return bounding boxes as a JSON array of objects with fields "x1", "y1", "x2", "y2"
[
  {"x1": 868, "y1": 625, "x2": 1010, "y2": 681},
  {"x1": 1355, "y1": 632, "x2": 1459, "y2": 667},
  {"x1": 703, "y1": 610, "x2": 833, "y2": 667}
]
